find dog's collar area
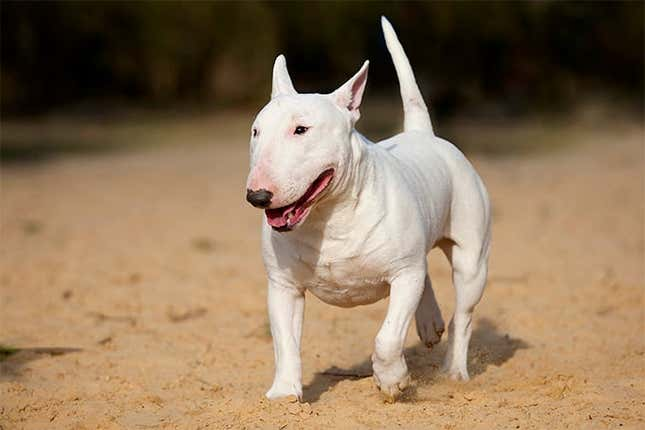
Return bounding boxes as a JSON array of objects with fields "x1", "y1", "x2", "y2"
[{"x1": 265, "y1": 169, "x2": 334, "y2": 231}]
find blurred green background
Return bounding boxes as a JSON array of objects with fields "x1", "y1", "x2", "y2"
[
  {"x1": 1, "y1": 1, "x2": 643, "y2": 159},
  {"x1": 3, "y1": 1, "x2": 642, "y2": 116}
]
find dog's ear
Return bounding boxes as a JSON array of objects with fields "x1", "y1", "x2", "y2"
[
  {"x1": 331, "y1": 61, "x2": 369, "y2": 122},
  {"x1": 272, "y1": 55, "x2": 297, "y2": 98}
]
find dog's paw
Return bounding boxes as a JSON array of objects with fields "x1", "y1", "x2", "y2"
[
  {"x1": 441, "y1": 364, "x2": 470, "y2": 382},
  {"x1": 372, "y1": 353, "x2": 410, "y2": 403},
  {"x1": 373, "y1": 372, "x2": 411, "y2": 403},
  {"x1": 416, "y1": 317, "x2": 444, "y2": 348},
  {"x1": 415, "y1": 308, "x2": 445, "y2": 348},
  {"x1": 265, "y1": 380, "x2": 303, "y2": 401}
]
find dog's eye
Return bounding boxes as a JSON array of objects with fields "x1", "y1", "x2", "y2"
[
  {"x1": 294, "y1": 126, "x2": 309, "y2": 135},
  {"x1": 252, "y1": 128, "x2": 258, "y2": 138}
]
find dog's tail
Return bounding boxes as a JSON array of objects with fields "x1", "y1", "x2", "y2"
[{"x1": 381, "y1": 16, "x2": 434, "y2": 134}]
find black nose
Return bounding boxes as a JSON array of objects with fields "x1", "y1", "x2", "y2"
[{"x1": 246, "y1": 189, "x2": 273, "y2": 208}]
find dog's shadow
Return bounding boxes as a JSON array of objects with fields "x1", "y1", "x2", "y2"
[
  {"x1": 0, "y1": 347, "x2": 82, "y2": 380},
  {"x1": 303, "y1": 317, "x2": 528, "y2": 403}
]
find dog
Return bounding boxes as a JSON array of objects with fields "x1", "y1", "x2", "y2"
[{"x1": 245, "y1": 17, "x2": 491, "y2": 402}]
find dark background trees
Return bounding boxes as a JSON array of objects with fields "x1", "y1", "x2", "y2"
[{"x1": 2, "y1": 1, "x2": 642, "y2": 119}]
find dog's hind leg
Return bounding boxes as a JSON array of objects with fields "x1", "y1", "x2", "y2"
[
  {"x1": 415, "y1": 275, "x2": 445, "y2": 348},
  {"x1": 440, "y1": 239, "x2": 489, "y2": 381}
]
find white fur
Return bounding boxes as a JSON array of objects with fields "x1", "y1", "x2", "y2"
[{"x1": 247, "y1": 17, "x2": 491, "y2": 402}]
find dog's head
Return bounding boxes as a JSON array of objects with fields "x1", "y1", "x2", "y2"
[{"x1": 246, "y1": 55, "x2": 369, "y2": 232}]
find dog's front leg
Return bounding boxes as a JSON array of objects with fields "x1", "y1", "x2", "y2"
[
  {"x1": 372, "y1": 269, "x2": 425, "y2": 402},
  {"x1": 266, "y1": 282, "x2": 305, "y2": 401}
]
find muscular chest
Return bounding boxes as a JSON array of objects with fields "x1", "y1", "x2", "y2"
[{"x1": 286, "y1": 239, "x2": 392, "y2": 307}]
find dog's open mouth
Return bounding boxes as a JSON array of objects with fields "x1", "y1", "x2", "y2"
[{"x1": 265, "y1": 169, "x2": 334, "y2": 232}]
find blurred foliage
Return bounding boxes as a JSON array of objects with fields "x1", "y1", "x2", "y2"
[{"x1": 2, "y1": 1, "x2": 643, "y2": 118}]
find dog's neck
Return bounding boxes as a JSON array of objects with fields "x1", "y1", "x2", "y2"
[
  {"x1": 334, "y1": 129, "x2": 374, "y2": 203},
  {"x1": 288, "y1": 129, "x2": 377, "y2": 240}
]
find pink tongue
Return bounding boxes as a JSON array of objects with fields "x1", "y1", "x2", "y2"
[
  {"x1": 265, "y1": 203, "x2": 298, "y2": 228},
  {"x1": 265, "y1": 170, "x2": 333, "y2": 228}
]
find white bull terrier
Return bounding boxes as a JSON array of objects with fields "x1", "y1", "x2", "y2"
[{"x1": 245, "y1": 17, "x2": 491, "y2": 402}]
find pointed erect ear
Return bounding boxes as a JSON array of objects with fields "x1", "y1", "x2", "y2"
[
  {"x1": 271, "y1": 55, "x2": 296, "y2": 99},
  {"x1": 331, "y1": 61, "x2": 369, "y2": 122}
]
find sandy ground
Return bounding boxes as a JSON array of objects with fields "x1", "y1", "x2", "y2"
[{"x1": 1, "y1": 114, "x2": 643, "y2": 429}]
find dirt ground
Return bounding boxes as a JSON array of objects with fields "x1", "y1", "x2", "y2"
[{"x1": 1, "y1": 113, "x2": 643, "y2": 429}]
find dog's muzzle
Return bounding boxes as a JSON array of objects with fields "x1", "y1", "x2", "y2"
[{"x1": 246, "y1": 189, "x2": 273, "y2": 208}]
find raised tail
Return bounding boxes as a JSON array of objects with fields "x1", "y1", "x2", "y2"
[{"x1": 381, "y1": 16, "x2": 433, "y2": 134}]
